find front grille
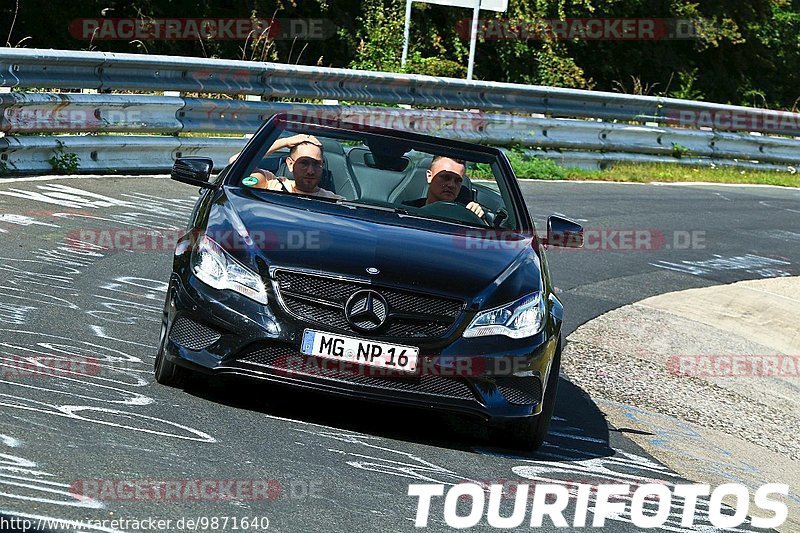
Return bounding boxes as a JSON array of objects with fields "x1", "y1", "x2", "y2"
[
  {"x1": 273, "y1": 270, "x2": 464, "y2": 339},
  {"x1": 238, "y1": 345, "x2": 476, "y2": 400},
  {"x1": 496, "y1": 376, "x2": 543, "y2": 405},
  {"x1": 169, "y1": 316, "x2": 222, "y2": 351}
]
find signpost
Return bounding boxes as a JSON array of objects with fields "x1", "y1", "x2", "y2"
[{"x1": 401, "y1": 0, "x2": 509, "y2": 80}]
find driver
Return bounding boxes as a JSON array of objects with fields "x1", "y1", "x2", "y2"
[
  {"x1": 230, "y1": 134, "x2": 342, "y2": 199},
  {"x1": 402, "y1": 156, "x2": 485, "y2": 218}
]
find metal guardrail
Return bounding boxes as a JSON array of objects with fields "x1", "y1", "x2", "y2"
[
  {"x1": 2, "y1": 94, "x2": 800, "y2": 173},
  {"x1": 1, "y1": 92, "x2": 799, "y2": 158},
  {"x1": 0, "y1": 135, "x2": 244, "y2": 174},
  {"x1": 3, "y1": 48, "x2": 800, "y2": 135},
  {"x1": 0, "y1": 48, "x2": 799, "y2": 174},
  {"x1": 4, "y1": 133, "x2": 791, "y2": 175}
]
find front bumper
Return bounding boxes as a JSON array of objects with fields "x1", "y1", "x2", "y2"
[{"x1": 161, "y1": 272, "x2": 559, "y2": 421}]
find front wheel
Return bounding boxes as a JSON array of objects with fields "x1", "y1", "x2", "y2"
[
  {"x1": 492, "y1": 337, "x2": 562, "y2": 451},
  {"x1": 153, "y1": 308, "x2": 190, "y2": 388}
]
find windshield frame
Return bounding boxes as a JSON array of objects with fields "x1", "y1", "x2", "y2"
[{"x1": 224, "y1": 113, "x2": 534, "y2": 234}]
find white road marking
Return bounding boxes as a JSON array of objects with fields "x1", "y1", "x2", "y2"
[{"x1": 0, "y1": 174, "x2": 170, "y2": 184}]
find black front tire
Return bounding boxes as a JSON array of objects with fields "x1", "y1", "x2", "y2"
[
  {"x1": 153, "y1": 309, "x2": 190, "y2": 388},
  {"x1": 493, "y1": 337, "x2": 562, "y2": 451}
]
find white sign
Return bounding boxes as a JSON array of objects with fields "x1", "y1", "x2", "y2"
[
  {"x1": 418, "y1": 0, "x2": 509, "y2": 12},
  {"x1": 401, "y1": 0, "x2": 509, "y2": 80}
]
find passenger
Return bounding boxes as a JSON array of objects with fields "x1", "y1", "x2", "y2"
[
  {"x1": 231, "y1": 134, "x2": 342, "y2": 199},
  {"x1": 402, "y1": 155, "x2": 485, "y2": 218}
]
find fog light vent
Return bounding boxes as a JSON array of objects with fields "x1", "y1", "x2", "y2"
[
  {"x1": 496, "y1": 376, "x2": 543, "y2": 405},
  {"x1": 168, "y1": 316, "x2": 222, "y2": 351}
]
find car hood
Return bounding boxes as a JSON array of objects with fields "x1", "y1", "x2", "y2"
[{"x1": 207, "y1": 188, "x2": 541, "y2": 304}]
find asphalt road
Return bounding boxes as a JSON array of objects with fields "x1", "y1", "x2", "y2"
[{"x1": 0, "y1": 176, "x2": 796, "y2": 532}]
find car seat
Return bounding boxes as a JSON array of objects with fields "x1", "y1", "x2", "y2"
[
  {"x1": 388, "y1": 155, "x2": 432, "y2": 204},
  {"x1": 346, "y1": 147, "x2": 412, "y2": 202}
]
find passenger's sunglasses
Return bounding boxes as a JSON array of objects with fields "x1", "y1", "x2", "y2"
[{"x1": 290, "y1": 156, "x2": 324, "y2": 170}]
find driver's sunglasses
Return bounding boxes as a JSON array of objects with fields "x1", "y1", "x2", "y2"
[
  {"x1": 433, "y1": 170, "x2": 463, "y2": 185},
  {"x1": 291, "y1": 156, "x2": 324, "y2": 170}
]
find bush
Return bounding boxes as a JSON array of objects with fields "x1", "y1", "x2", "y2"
[
  {"x1": 506, "y1": 150, "x2": 569, "y2": 180},
  {"x1": 48, "y1": 140, "x2": 80, "y2": 174},
  {"x1": 403, "y1": 54, "x2": 466, "y2": 78}
]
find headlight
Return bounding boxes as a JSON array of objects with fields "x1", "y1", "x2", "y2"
[
  {"x1": 191, "y1": 235, "x2": 268, "y2": 305},
  {"x1": 462, "y1": 292, "x2": 546, "y2": 339}
]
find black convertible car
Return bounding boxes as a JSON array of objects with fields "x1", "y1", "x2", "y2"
[{"x1": 155, "y1": 112, "x2": 583, "y2": 449}]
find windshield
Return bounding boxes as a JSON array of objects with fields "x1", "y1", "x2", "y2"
[{"x1": 231, "y1": 121, "x2": 521, "y2": 231}]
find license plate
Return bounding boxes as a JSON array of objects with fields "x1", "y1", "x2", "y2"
[{"x1": 300, "y1": 329, "x2": 419, "y2": 373}]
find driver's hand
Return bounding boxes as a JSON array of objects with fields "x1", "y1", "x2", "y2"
[
  {"x1": 284, "y1": 134, "x2": 322, "y2": 148},
  {"x1": 466, "y1": 201, "x2": 485, "y2": 218}
]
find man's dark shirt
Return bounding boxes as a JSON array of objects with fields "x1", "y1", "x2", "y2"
[{"x1": 402, "y1": 197, "x2": 427, "y2": 208}]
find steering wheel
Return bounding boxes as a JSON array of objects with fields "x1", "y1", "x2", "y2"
[{"x1": 417, "y1": 201, "x2": 487, "y2": 226}]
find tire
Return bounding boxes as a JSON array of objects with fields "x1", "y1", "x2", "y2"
[
  {"x1": 153, "y1": 308, "x2": 190, "y2": 388},
  {"x1": 493, "y1": 337, "x2": 562, "y2": 451}
]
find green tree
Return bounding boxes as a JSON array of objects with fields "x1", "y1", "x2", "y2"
[{"x1": 1, "y1": 0, "x2": 798, "y2": 110}]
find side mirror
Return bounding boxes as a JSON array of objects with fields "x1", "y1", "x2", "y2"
[
  {"x1": 547, "y1": 215, "x2": 584, "y2": 248},
  {"x1": 171, "y1": 157, "x2": 217, "y2": 189}
]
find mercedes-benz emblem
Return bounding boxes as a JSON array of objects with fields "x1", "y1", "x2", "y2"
[{"x1": 345, "y1": 290, "x2": 388, "y2": 332}]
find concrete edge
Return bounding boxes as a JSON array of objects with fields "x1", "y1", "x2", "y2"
[{"x1": 562, "y1": 276, "x2": 800, "y2": 532}]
